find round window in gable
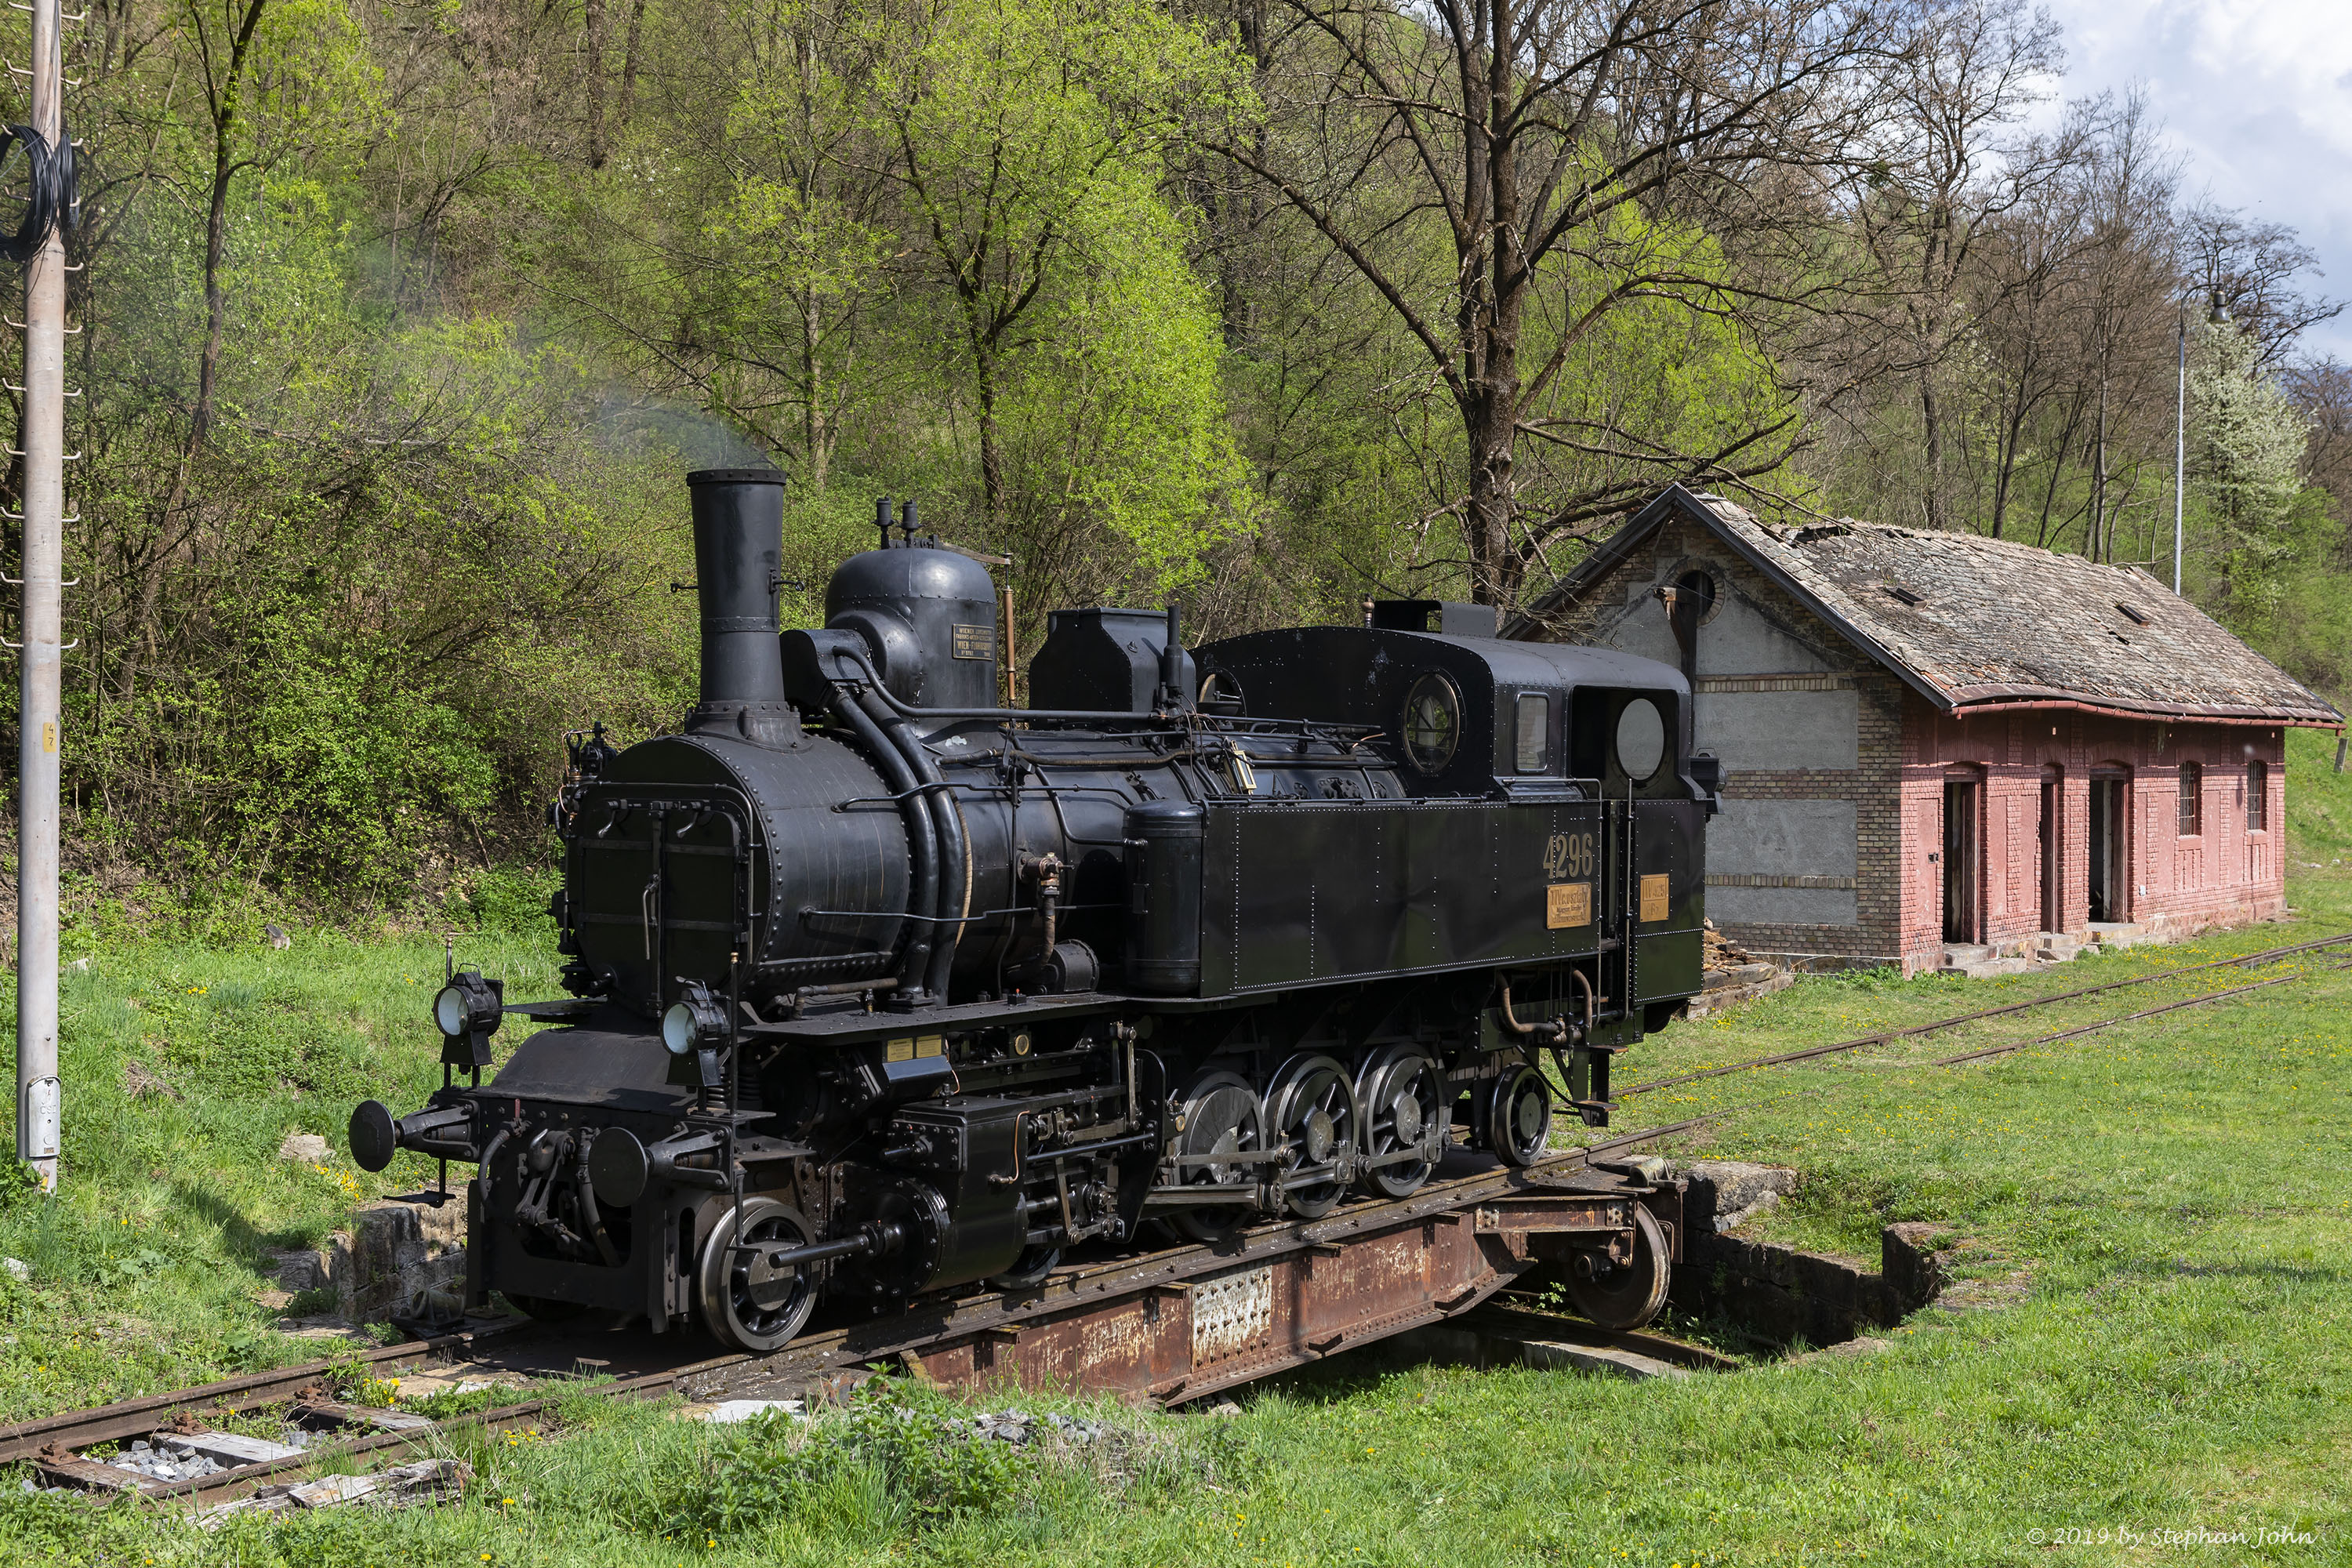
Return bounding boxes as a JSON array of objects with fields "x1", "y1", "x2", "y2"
[
  {"x1": 1401, "y1": 672, "x2": 1464, "y2": 775},
  {"x1": 1675, "y1": 570, "x2": 1719, "y2": 623},
  {"x1": 1615, "y1": 698, "x2": 1667, "y2": 782}
]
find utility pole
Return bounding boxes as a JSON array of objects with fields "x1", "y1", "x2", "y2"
[
  {"x1": 2173, "y1": 311, "x2": 2186, "y2": 596},
  {"x1": 15, "y1": 0, "x2": 67, "y2": 1190}
]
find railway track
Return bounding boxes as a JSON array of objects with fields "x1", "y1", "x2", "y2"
[
  {"x1": 16, "y1": 931, "x2": 2343, "y2": 1514},
  {"x1": 0, "y1": 1123, "x2": 1717, "y2": 1512},
  {"x1": 1619, "y1": 929, "x2": 2352, "y2": 1101}
]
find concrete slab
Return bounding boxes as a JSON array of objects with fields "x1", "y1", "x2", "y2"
[
  {"x1": 687, "y1": 1399, "x2": 808, "y2": 1424},
  {"x1": 1504, "y1": 1340, "x2": 1690, "y2": 1381},
  {"x1": 165, "y1": 1432, "x2": 307, "y2": 1467}
]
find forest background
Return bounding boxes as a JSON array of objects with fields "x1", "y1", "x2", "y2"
[{"x1": 2, "y1": 0, "x2": 2348, "y2": 926}]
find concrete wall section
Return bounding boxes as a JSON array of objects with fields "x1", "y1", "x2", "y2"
[
  {"x1": 1558, "y1": 514, "x2": 1902, "y2": 967},
  {"x1": 1705, "y1": 797, "x2": 1860, "y2": 928},
  {"x1": 1585, "y1": 547, "x2": 1848, "y2": 677},
  {"x1": 1708, "y1": 799, "x2": 1857, "y2": 875},
  {"x1": 1695, "y1": 686, "x2": 1860, "y2": 770}
]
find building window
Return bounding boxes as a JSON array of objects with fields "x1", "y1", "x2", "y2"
[
  {"x1": 2177, "y1": 761, "x2": 2202, "y2": 836},
  {"x1": 2248, "y1": 760, "x2": 2268, "y2": 832}
]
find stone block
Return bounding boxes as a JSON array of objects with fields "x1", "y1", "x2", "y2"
[
  {"x1": 1681, "y1": 1160, "x2": 1799, "y2": 1232},
  {"x1": 328, "y1": 1201, "x2": 467, "y2": 1323},
  {"x1": 1673, "y1": 1229, "x2": 1889, "y2": 1348},
  {"x1": 1882, "y1": 1222, "x2": 1956, "y2": 1313}
]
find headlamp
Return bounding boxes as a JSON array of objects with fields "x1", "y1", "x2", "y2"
[
  {"x1": 662, "y1": 980, "x2": 729, "y2": 1058},
  {"x1": 435, "y1": 970, "x2": 504, "y2": 1069}
]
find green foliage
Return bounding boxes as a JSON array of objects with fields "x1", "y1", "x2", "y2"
[
  {"x1": 637, "y1": 1381, "x2": 1032, "y2": 1541},
  {"x1": 2184, "y1": 315, "x2": 2319, "y2": 633},
  {"x1": 0, "y1": 1161, "x2": 45, "y2": 1216}
]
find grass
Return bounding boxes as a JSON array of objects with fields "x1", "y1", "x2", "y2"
[{"x1": 2, "y1": 727, "x2": 2349, "y2": 1563}]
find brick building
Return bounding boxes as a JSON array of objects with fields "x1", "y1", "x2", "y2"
[{"x1": 1513, "y1": 487, "x2": 2343, "y2": 974}]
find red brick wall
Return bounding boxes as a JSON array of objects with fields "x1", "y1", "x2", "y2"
[{"x1": 1896, "y1": 700, "x2": 2288, "y2": 972}]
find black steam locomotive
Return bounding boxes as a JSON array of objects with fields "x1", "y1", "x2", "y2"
[{"x1": 350, "y1": 470, "x2": 1716, "y2": 1351}]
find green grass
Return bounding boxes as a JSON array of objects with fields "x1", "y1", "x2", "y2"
[{"x1": 3, "y1": 727, "x2": 2350, "y2": 1563}]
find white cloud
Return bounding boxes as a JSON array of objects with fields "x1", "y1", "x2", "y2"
[{"x1": 2043, "y1": 0, "x2": 2352, "y2": 358}]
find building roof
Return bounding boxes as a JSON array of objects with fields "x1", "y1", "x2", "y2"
[{"x1": 1512, "y1": 485, "x2": 2343, "y2": 728}]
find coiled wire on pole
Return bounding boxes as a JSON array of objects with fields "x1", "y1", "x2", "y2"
[{"x1": 0, "y1": 123, "x2": 74, "y2": 265}]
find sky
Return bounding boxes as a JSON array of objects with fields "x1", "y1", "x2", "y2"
[{"x1": 2042, "y1": 0, "x2": 2352, "y2": 361}]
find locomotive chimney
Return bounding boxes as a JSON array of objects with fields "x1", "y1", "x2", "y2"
[{"x1": 684, "y1": 468, "x2": 799, "y2": 747}]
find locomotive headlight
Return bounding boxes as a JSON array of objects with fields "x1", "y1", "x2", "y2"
[
  {"x1": 434, "y1": 971, "x2": 503, "y2": 1040},
  {"x1": 662, "y1": 980, "x2": 728, "y2": 1056}
]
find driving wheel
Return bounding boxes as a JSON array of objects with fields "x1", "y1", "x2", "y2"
[
  {"x1": 1267, "y1": 1054, "x2": 1361, "y2": 1219},
  {"x1": 1355, "y1": 1044, "x2": 1445, "y2": 1199},
  {"x1": 696, "y1": 1197, "x2": 821, "y2": 1352},
  {"x1": 1563, "y1": 1202, "x2": 1671, "y2": 1329},
  {"x1": 1167, "y1": 1069, "x2": 1265, "y2": 1243}
]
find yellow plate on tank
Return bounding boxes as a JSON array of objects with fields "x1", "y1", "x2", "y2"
[{"x1": 1545, "y1": 882, "x2": 1592, "y2": 930}]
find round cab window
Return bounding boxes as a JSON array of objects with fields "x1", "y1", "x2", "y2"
[
  {"x1": 1615, "y1": 698, "x2": 1666, "y2": 781},
  {"x1": 1402, "y1": 673, "x2": 1463, "y2": 774}
]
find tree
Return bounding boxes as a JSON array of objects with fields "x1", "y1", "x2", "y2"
[
  {"x1": 875, "y1": 0, "x2": 1249, "y2": 535},
  {"x1": 2187, "y1": 313, "x2": 2308, "y2": 621},
  {"x1": 1210, "y1": 0, "x2": 1898, "y2": 604},
  {"x1": 1845, "y1": 0, "x2": 2065, "y2": 534},
  {"x1": 2183, "y1": 208, "x2": 2347, "y2": 370}
]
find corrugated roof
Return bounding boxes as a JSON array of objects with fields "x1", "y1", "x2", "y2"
[{"x1": 1521, "y1": 486, "x2": 2343, "y2": 727}]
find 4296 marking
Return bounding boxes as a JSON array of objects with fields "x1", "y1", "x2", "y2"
[{"x1": 1542, "y1": 831, "x2": 1595, "y2": 880}]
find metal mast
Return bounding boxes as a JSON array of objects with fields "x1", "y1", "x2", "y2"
[
  {"x1": 2173, "y1": 312, "x2": 2186, "y2": 596},
  {"x1": 15, "y1": 0, "x2": 67, "y2": 1189}
]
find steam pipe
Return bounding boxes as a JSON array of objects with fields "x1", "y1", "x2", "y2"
[
  {"x1": 820, "y1": 644, "x2": 1174, "y2": 725},
  {"x1": 862, "y1": 688, "x2": 969, "y2": 1003},
  {"x1": 830, "y1": 689, "x2": 938, "y2": 996}
]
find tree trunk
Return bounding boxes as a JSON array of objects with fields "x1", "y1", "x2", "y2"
[
  {"x1": 618, "y1": 0, "x2": 648, "y2": 137},
  {"x1": 121, "y1": 0, "x2": 266, "y2": 703},
  {"x1": 1920, "y1": 376, "x2": 1947, "y2": 532},
  {"x1": 584, "y1": 0, "x2": 609, "y2": 169},
  {"x1": 801, "y1": 288, "x2": 828, "y2": 494},
  {"x1": 191, "y1": 0, "x2": 268, "y2": 452},
  {"x1": 2091, "y1": 359, "x2": 2109, "y2": 561},
  {"x1": 975, "y1": 347, "x2": 1004, "y2": 528}
]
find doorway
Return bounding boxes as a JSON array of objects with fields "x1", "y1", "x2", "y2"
[
  {"x1": 2088, "y1": 772, "x2": 2129, "y2": 923},
  {"x1": 2039, "y1": 765, "x2": 2062, "y2": 931},
  {"x1": 1942, "y1": 778, "x2": 1980, "y2": 944}
]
